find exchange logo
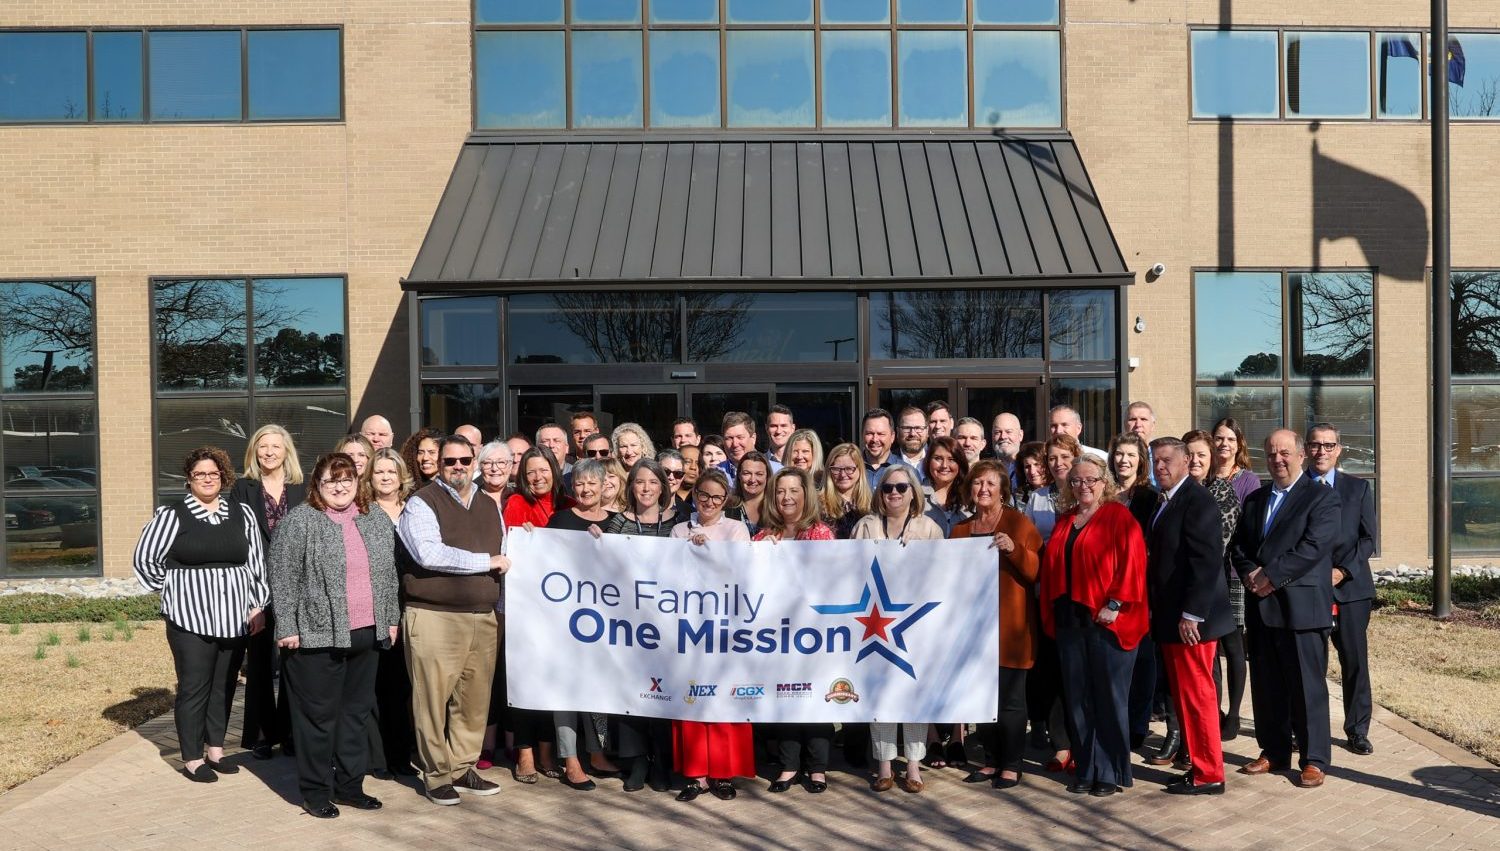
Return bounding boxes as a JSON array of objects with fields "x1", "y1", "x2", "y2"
[
  {"x1": 730, "y1": 684, "x2": 765, "y2": 700},
  {"x1": 824, "y1": 678, "x2": 860, "y2": 704},
  {"x1": 776, "y1": 682, "x2": 814, "y2": 699},
  {"x1": 683, "y1": 681, "x2": 718, "y2": 704},
  {"x1": 640, "y1": 676, "x2": 672, "y2": 701}
]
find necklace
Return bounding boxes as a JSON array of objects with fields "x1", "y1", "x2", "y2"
[{"x1": 970, "y1": 505, "x2": 1004, "y2": 535}]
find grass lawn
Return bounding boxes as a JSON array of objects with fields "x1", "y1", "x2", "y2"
[{"x1": 0, "y1": 619, "x2": 174, "y2": 792}]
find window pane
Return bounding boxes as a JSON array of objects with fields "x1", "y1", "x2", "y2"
[
  {"x1": 1454, "y1": 385, "x2": 1500, "y2": 473},
  {"x1": 975, "y1": 0, "x2": 1059, "y2": 25},
  {"x1": 2, "y1": 399, "x2": 97, "y2": 479},
  {"x1": 0, "y1": 281, "x2": 94, "y2": 393},
  {"x1": 1450, "y1": 34, "x2": 1500, "y2": 120},
  {"x1": 974, "y1": 30, "x2": 1061, "y2": 127},
  {"x1": 508, "y1": 293, "x2": 679, "y2": 364},
  {"x1": 247, "y1": 29, "x2": 340, "y2": 120},
  {"x1": 598, "y1": 391, "x2": 679, "y2": 446},
  {"x1": 1049, "y1": 377, "x2": 1117, "y2": 456},
  {"x1": 821, "y1": 0, "x2": 889, "y2": 24},
  {"x1": 777, "y1": 386, "x2": 855, "y2": 445},
  {"x1": 4, "y1": 495, "x2": 99, "y2": 578},
  {"x1": 871, "y1": 290, "x2": 1043, "y2": 360},
  {"x1": 423, "y1": 384, "x2": 502, "y2": 440},
  {"x1": 821, "y1": 31, "x2": 891, "y2": 127},
  {"x1": 475, "y1": 31, "x2": 565, "y2": 128},
  {"x1": 1194, "y1": 271, "x2": 1282, "y2": 380},
  {"x1": 476, "y1": 0, "x2": 564, "y2": 23},
  {"x1": 1454, "y1": 477, "x2": 1500, "y2": 551},
  {"x1": 421, "y1": 296, "x2": 500, "y2": 367},
  {"x1": 253, "y1": 277, "x2": 346, "y2": 389},
  {"x1": 1287, "y1": 385, "x2": 1375, "y2": 474},
  {"x1": 1288, "y1": 271, "x2": 1372, "y2": 379},
  {"x1": 155, "y1": 397, "x2": 249, "y2": 489},
  {"x1": 1049, "y1": 290, "x2": 1115, "y2": 361},
  {"x1": 155, "y1": 279, "x2": 248, "y2": 390},
  {"x1": 573, "y1": 0, "x2": 641, "y2": 23},
  {"x1": 1455, "y1": 272, "x2": 1500, "y2": 378},
  {"x1": 690, "y1": 391, "x2": 770, "y2": 439},
  {"x1": 1191, "y1": 30, "x2": 1279, "y2": 119},
  {"x1": 650, "y1": 31, "x2": 719, "y2": 127},
  {"x1": 899, "y1": 31, "x2": 967, "y2": 126},
  {"x1": 650, "y1": 0, "x2": 718, "y2": 23},
  {"x1": 92, "y1": 31, "x2": 144, "y2": 122},
  {"x1": 256, "y1": 393, "x2": 351, "y2": 471},
  {"x1": 149, "y1": 31, "x2": 242, "y2": 121},
  {"x1": 726, "y1": 0, "x2": 812, "y2": 24},
  {"x1": 898, "y1": 0, "x2": 965, "y2": 23},
  {"x1": 1195, "y1": 386, "x2": 1283, "y2": 470},
  {"x1": 516, "y1": 387, "x2": 592, "y2": 443},
  {"x1": 573, "y1": 31, "x2": 643, "y2": 128},
  {"x1": 1376, "y1": 33, "x2": 1421, "y2": 118},
  {"x1": 1285, "y1": 31, "x2": 1370, "y2": 119},
  {"x1": 727, "y1": 31, "x2": 814, "y2": 127},
  {"x1": 0, "y1": 32, "x2": 87, "y2": 122},
  {"x1": 685, "y1": 293, "x2": 858, "y2": 362}
]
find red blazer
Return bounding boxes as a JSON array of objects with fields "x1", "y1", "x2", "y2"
[
  {"x1": 503, "y1": 491, "x2": 572, "y2": 528},
  {"x1": 1038, "y1": 501, "x2": 1149, "y2": 650}
]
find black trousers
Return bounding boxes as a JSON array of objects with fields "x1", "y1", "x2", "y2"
[
  {"x1": 510, "y1": 709, "x2": 556, "y2": 749},
  {"x1": 1330, "y1": 599, "x2": 1373, "y2": 739},
  {"x1": 373, "y1": 632, "x2": 416, "y2": 772},
  {"x1": 235, "y1": 613, "x2": 291, "y2": 748},
  {"x1": 286, "y1": 627, "x2": 379, "y2": 807},
  {"x1": 1056, "y1": 615, "x2": 1138, "y2": 788},
  {"x1": 1027, "y1": 631, "x2": 1074, "y2": 747},
  {"x1": 979, "y1": 666, "x2": 1028, "y2": 773},
  {"x1": 165, "y1": 620, "x2": 244, "y2": 762},
  {"x1": 1246, "y1": 605, "x2": 1331, "y2": 770},
  {"x1": 1215, "y1": 625, "x2": 1247, "y2": 727},
  {"x1": 775, "y1": 723, "x2": 834, "y2": 774},
  {"x1": 1127, "y1": 633, "x2": 1158, "y2": 739}
]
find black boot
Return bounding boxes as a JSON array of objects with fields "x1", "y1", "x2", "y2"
[{"x1": 1146, "y1": 730, "x2": 1181, "y2": 766}]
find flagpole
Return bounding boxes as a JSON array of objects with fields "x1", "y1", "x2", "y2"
[{"x1": 1431, "y1": 0, "x2": 1453, "y2": 619}]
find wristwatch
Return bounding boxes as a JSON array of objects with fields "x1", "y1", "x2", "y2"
[{"x1": 1106, "y1": 599, "x2": 1122, "y2": 612}]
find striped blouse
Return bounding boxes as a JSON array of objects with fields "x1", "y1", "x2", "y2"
[{"x1": 133, "y1": 495, "x2": 270, "y2": 639}]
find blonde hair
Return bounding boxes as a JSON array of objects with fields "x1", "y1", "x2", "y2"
[
  {"x1": 242, "y1": 424, "x2": 304, "y2": 484},
  {"x1": 610, "y1": 422, "x2": 656, "y2": 460},
  {"x1": 370, "y1": 447, "x2": 415, "y2": 500},
  {"x1": 786, "y1": 428, "x2": 825, "y2": 487},
  {"x1": 1054, "y1": 456, "x2": 1120, "y2": 513},
  {"x1": 760, "y1": 467, "x2": 822, "y2": 538},
  {"x1": 874, "y1": 464, "x2": 923, "y2": 520},
  {"x1": 601, "y1": 457, "x2": 630, "y2": 512},
  {"x1": 820, "y1": 442, "x2": 871, "y2": 520}
]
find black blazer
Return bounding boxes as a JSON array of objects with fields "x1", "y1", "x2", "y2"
[
  {"x1": 230, "y1": 476, "x2": 309, "y2": 544},
  {"x1": 1229, "y1": 475, "x2": 1341, "y2": 631},
  {"x1": 1326, "y1": 472, "x2": 1377, "y2": 604},
  {"x1": 1146, "y1": 478, "x2": 1234, "y2": 643}
]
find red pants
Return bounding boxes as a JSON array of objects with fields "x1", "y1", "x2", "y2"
[
  {"x1": 1163, "y1": 639, "x2": 1225, "y2": 784},
  {"x1": 671, "y1": 721, "x2": 755, "y2": 779}
]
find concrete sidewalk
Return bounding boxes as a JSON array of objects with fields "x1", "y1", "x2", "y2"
[{"x1": 0, "y1": 691, "x2": 1495, "y2": 851}]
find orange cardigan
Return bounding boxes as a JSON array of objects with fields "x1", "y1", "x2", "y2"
[
  {"x1": 1038, "y1": 501, "x2": 1149, "y2": 650},
  {"x1": 950, "y1": 509, "x2": 1043, "y2": 670}
]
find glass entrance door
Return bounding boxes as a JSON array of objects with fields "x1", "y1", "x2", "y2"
[
  {"x1": 874, "y1": 377, "x2": 1044, "y2": 448},
  {"x1": 596, "y1": 386, "x2": 682, "y2": 446}
]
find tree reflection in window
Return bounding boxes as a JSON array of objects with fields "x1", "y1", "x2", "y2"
[
  {"x1": 873, "y1": 290, "x2": 1042, "y2": 360},
  {"x1": 0, "y1": 282, "x2": 94, "y2": 392},
  {"x1": 515, "y1": 292, "x2": 751, "y2": 364},
  {"x1": 1289, "y1": 271, "x2": 1373, "y2": 378},
  {"x1": 1454, "y1": 271, "x2": 1500, "y2": 378}
]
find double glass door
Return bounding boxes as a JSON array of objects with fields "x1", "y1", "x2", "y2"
[{"x1": 874, "y1": 378, "x2": 1044, "y2": 447}]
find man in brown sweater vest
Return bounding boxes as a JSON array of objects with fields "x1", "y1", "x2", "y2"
[{"x1": 396, "y1": 434, "x2": 511, "y2": 806}]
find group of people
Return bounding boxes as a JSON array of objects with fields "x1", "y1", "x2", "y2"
[{"x1": 133, "y1": 399, "x2": 1375, "y2": 815}]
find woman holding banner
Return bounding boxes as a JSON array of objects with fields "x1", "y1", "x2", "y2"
[
  {"x1": 820, "y1": 443, "x2": 871, "y2": 540},
  {"x1": 754, "y1": 467, "x2": 836, "y2": 793},
  {"x1": 669, "y1": 468, "x2": 754, "y2": 801},
  {"x1": 949, "y1": 461, "x2": 1043, "y2": 790}
]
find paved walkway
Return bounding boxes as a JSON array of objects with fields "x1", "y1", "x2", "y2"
[{"x1": 1, "y1": 690, "x2": 1496, "y2": 850}]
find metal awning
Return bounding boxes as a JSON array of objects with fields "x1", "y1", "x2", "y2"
[{"x1": 404, "y1": 132, "x2": 1131, "y2": 291}]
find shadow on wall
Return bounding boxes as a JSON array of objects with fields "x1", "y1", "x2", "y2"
[
  {"x1": 350, "y1": 296, "x2": 413, "y2": 445},
  {"x1": 1311, "y1": 125, "x2": 1430, "y2": 282}
]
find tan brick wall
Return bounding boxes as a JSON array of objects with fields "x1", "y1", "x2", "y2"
[{"x1": 0, "y1": 2, "x2": 471, "y2": 576}]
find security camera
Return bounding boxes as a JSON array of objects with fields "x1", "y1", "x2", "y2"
[{"x1": 1148, "y1": 263, "x2": 1167, "y2": 278}]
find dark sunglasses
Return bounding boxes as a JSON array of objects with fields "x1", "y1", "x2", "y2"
[
  {"x1": 880, "y1": 482, "x2": 912, "y2": 495},
  {"x1": 664, "y1": 469, "x2": 686, "y2": 479},
  {"x1": 585, "y1": 448, "x2": 611, "y2": 458},
  {"x1": 441, "y1": 456, "x2": 474, "y2": 467}
]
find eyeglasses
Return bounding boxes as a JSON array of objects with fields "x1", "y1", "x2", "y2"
[
  {"x1": 1067, "y1": 476, "x2": 1104, "y2": 488},
  {"x1": 1306, "y1": 441, "x2": 1339, "y2": 452},
  {"x1": 829, "y1": 465, "x2": 859, "y2": 477},
  {"x1": 189, "y1": 471, "x2": 221, "y2": 481},
  {"x1": 899, "y1": 425, "x2": 927, "y2": 433},
  {"x1": 664, "y1": 469, "x2": 686, "y2": 480},
  {"x1": 880, "y1": 482, "x2": 911, "y2": 495},
  {"x1": 585, "y1": 448, "x2": 611, "y2": 458},
  {"x1": 441, "y1": 456, "x2": 474, "y2": 467},
  {"x1": 320, "y1": 477, "x2": 356, "y2": 489},
  {"x1": 479, "y1": 460, "x2": 509, "y2": 470},
  {"x1": 694, "y1": 491, "x2": 727, "y2": 506}
]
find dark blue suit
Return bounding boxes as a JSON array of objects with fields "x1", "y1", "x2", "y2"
[
  {"x1": 1322, "y1": 470, "x2": 1377, "y2": 740},
  {"x1": 1229, "y1": 474, "x2": 1341, "y2": 770}
]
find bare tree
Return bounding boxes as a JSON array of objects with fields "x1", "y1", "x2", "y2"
[
  {"x1": 877, "y1": 290, "x2": 1044, "y2": 360},
  {"x1": 540, "y1": 292, "x2": 754, "y2": 363},
  {"x1": 0, "y1": 282, "x2": 95, "y2": 391}
]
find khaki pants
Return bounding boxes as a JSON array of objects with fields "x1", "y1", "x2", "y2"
[{"x1": 403, "y1": 607, "x2": 499, "y2": 791}]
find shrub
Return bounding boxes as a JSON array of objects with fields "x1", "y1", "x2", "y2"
[
  {"x1": 7, "y1": 618, "x2": 19, "y2": 635},
  {"x1": 76, "y1": 625, "x2": 91, "y2": 643},
  {"x1": 66, "y1": 653, "x2": 81, "y2": 669},
  {"x1": 44, "y1": 630, "x2": 60, "y2": 646},
  {"x1": 0, "y1": 594, "x2": 159, "y2": 624},
  {"x1": 33, "y1": 644, "x2": 45, "y2": 660}
]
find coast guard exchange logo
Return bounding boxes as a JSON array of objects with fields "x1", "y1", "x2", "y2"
[
  {"x1": 825, "y1": 678, "x2": 860, "y2": 704},
  {"x1": 811, "y1": 559, "x2": 939, "y2": 679}
]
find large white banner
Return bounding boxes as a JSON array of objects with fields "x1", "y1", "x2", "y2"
[{"x1": 505, "y1": 527, "x2": 999, "y2": 723}]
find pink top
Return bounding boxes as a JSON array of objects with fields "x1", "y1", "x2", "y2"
[
  {"x1": 753, "y1": 521, "x2": 835, "y2": 542},
  {"x1": 671, "y1": 514, "x2": 752, "y2": 541},
  {"x1": 325, "y1": 503, "x2": 375, "y2": 630}
]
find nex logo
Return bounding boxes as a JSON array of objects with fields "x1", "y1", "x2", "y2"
[
  {"x1": 687, "y1": 684, "x2": 718, "y2": 698},
  {"x1": 648, "y1": 677, "x2": 663, "y2": 693}
]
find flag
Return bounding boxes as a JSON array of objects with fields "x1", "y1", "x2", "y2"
[
  {"x1": 1449, "y1": 37, "x2": 1466, "y2": 87},
  {"x1": 1287, "y1": 39, "x2": 1301, "y2": 113},
  {"x1": 1381, "y1": 36, "x2": 1419, "y2": 61}
]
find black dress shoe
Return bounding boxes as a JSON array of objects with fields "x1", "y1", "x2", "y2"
[
  {"x1": 205, "y1": 759, "x2": 238, "y2": 775},
  {"x1": 182, "y1": 764, "x2": 218, "y2": 783},
  {"x1": 676, "y1": 782, "x2": 704, "y2": 802},
  {"x1": 301, "y1": 801, "x2": 340, "y2": 818},
  {"x1": 251, "y1": 744, "x2": 274, "y2": 761},
  {"x1": 962, "y1": 770, "x2": 995, "y2": 783},
  {"x1": 768, "y1": 778, "x2": 794, "y2": 793},
  {"x1": 1065, "y1": 781, "x2": 1092, "y2": 794},
  {"x1": 333, "y1": 793, "x2": 383, "y2": 810},
  {"x1": 992, "y1": 774, "x2": 1021, "y2": 790},
  {"x1": 1348, "y1": 735, "x2": 1375, "y2": 755},
  {"x1": 1089, "y1": 783, "x2": 1121, "y2": 797},
  {"x1": 561, "y1": 775, "x2": 597, "y2": 791},
  {"x1": 369, "y1": 768, "x2": 393, "y2": 781},
  {"x1": 805, "y1": 778, "x2": 828, "y2": 794},
  {"x1": 710, "y1": 780, "x2": 737, "y2": 800},
  {"x1": 1165, "y1": 779, "x2": 1224, "y2": 795}
]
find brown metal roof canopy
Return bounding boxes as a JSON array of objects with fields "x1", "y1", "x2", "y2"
[{"x1": 403, "y1": 132, "x2": 1131, "y2": 292}]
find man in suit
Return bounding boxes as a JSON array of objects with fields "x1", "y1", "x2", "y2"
[
  {"x1": 1147, "y1": 438, "x2": 1234, "y2": 795},
  {"x1": 1230, "y1": 429, "x2": 1342, "y2": 788},
  {"x1": 1306, "y1": 423, "x2": 1378, "y2": 756}
]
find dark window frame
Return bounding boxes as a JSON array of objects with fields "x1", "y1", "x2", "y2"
[
  {"x1": 0, "y1": 25, "x2": 345, "y2": 126},
  {"x1": 1444, "y1": 267, "x2": 1500, "y2": 553}
]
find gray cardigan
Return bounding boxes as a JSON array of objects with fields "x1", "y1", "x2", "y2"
[{"x1": 268, "y1": 503, "x2": 400, "y2": 650}]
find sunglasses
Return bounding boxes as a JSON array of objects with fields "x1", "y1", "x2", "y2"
[
  {"x1": 442, "y1": 456, "x2": 474, "y2": 467},
  {"x1": 585, "y1": 448, "x2": 611, "y2": 458},
  {"x1": 664, "y1": 469, "x2": 686, "y2": 480},
  {"x1": 880, "y1": 482, "x2": 911, "y2": 495}
]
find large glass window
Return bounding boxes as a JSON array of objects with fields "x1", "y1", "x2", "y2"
[
  {"x1": 1048, "y1": 290, "x2": 1115, "y2": 361},
  {"x1": 727, "y1": 31, "x2": 815, "y2": 127},
  {"x1": 1194, "y1": 270, "x2": 1376, "y2": 474},
  {"x1": 871, "y1": 290, "x2": 1044, "y2": 360},
  {"x1": 149, "y1": 31, "x2": 243, "y2": 121},
  {"x1": 1450, "y1": 33, "x2": 1500, "y2": 120},
  {"x1": 0, "y1": 32, "x2": 87, "y2": 122},
  {"x1": 685, "y1": 293, "x2": 858, "y2": 362},
  {"x1": 1191, "y1": 30, "x2": 1279, "y2": 119},
  {"x1": 475, "y1": 31, "x2": 565, "y2": 129},
  {"x1": 1453, "y1": 272, "x2": 1500, "y2": 549},
  {"x1": 898, "y1": 31, "x2": 968, "y2": 127},
  {"x1": 1376, "y1": 33, "x2": 1422, "y2": 119},
  {"x1": 92, "y1": 31, "x2": 144, "y2": 122},
  {"x1": 650, "y1": 31, "x2": 720, "y2": 127},
  {"x1": 1285, "y1": 31, "x2": 1370, "y2": 119},
  {"x1": 572, "y1": 31, "x2": 643, "y2": 128},
  {"x1": 420, "y1": 296, "x2": 500, "y2": 367},
  {"x1": 153, "y1": 276, "x2": 347, "y2": 495},
  {"x1": 974, "y1": 30, "x2": 1062, "y2": 127},
  {"x1": 247, "y1": 29, "x2": 342, "y2": 120},
  {"x1": 0, "y1": 281, "x2": 99, "y2": 577},
  {"x1": 507, "y1": 292, "x2": 679, "y2": 364},
  {"x1": 822, "y1": 32, "x2": 891, "y2": 128}
]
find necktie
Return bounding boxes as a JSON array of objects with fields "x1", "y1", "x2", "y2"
[
  {"x1": 1263, "y1": 488, "x2": 1285, "y2": 535},
  {"x1": 1322, "y1": 476, "x2": 1334, "y2": 488},
  {"x1": 1152, "y1": 491, "x2": 1170, "y2": 527}
]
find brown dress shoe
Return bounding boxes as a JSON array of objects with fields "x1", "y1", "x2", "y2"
[
  {"x1": 1298, "y1": 765, "x2": 1325, "y2": 788},
  {"x1": 871, "y1": 776, "x2": 894, "y2": 793},
  {"x1": 898, "y1": 776, "x2": 924, "y2": 794},
  {"x1": 1238, "y1": 756, "x2": 1289, "y2": 775}
]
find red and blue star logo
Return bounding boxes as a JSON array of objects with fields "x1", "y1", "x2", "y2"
[{"x1": 812, "y1": 559, "x2": 939, "y2": 679}]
